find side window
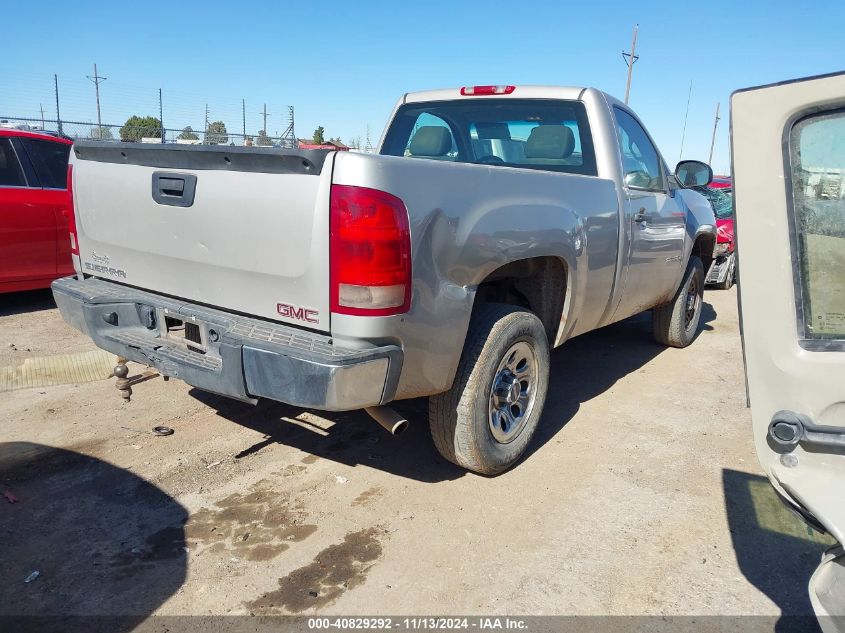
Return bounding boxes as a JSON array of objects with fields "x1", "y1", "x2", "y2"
[
  {"x1": 22, "y1": 139, "x2": 70, "y2": 189},
  {"x1": 614, "y1": 108, "x2": 664, "y2": 191},
  {"x1": 405, "y1": 113, "x2": 456, "y2": 161},
  {"x1": 0, "y1": 138, "x2": 26, "y2": 187},
  {"x1": 789, "y1": 109, "x2": 845, "y2": 342}
]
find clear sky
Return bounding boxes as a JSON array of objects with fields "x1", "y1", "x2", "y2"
[{"x1": 3, "y1": 0, "x2": 844, "y2": 173}]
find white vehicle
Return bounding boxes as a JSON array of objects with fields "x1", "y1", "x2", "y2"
[{"x1": 732, "y1": 71, "x2": 845, "y2": 629}]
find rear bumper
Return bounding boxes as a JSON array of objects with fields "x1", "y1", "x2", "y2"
[
  {"x1": 706, "y1": 251, "x2": 736, "y2": 285},
  {"x1": 51, "y1": 276, "x2": 403, "y2": 411}
]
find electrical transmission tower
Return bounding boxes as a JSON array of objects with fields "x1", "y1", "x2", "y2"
[
  {"x1": 280, "y1": 106, "x2": 297, "y2": 148},
  {"x1": 364, "y1": 125, "x2": 374, "y2": 153},
  {"x1": 86, "y1": 63, "x2": 107, "y2": 131}
]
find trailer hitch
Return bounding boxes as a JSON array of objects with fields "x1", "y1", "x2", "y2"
[{"x1": 113, "y1": 357, "x2": 162, "y2": 401}]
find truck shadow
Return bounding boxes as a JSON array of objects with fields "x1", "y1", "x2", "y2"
[
  {"x1": 722, "y1": 469, "x2": 831, "y2": 632},
  {"x1": 190, "y1": 389, "x2": 466, "y2": 483},
  {"x1": 0, "y1": 288, "x2": 56, "y2": 317},
  {"x1": 192, "y1": 302, "x2": 718, "y2": 482},
  {"x1": 0, "y1": 441, "x2": 187, "y2": 628},
  {"x1": 528, "y1": 301, "x2": 716, "y2": 458}
]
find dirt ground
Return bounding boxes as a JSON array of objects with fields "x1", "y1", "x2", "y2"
[{"x1": 0, "y1": 287, "x2": 833, "y2": 621}]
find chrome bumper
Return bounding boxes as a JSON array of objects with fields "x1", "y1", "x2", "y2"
[{"x1": 51, "y1": 277, "x2": 402, "y2": 411}]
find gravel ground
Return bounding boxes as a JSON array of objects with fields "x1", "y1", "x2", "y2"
[{"x1": 0, "y1": 287, "x2": 832, "y2": 622}]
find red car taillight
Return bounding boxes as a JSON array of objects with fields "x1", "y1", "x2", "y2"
[
  {"x1": 65, "y1": 164, "x2": 79, "y2": 255},
  {"x1": 330, "y1": 184, "x2": 411, "y2": 316}
]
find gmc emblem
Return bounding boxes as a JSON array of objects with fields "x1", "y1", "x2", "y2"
[{"x1": 277, "y1": 303, "x2": 319, "y2": 324}]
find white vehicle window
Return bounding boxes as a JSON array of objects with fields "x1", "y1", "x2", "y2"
[
  {"x1": 614, "y1": 107, "x2": 664, "y2": 191},
  {"x1": 790, "y1": 109, "x2": 845, "y2": 341}
]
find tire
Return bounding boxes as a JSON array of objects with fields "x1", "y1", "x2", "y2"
[
  {"x1": 429, "y1": 304, "x2": 550, "y2": 475},
  {"x1": 714, "y1": 254, "x2": 735, "y2": 290},
  {"x1": 652, "y1": 256, "x2": 705, "y2": 348}
]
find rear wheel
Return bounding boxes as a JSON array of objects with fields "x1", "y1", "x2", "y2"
[
  {"x1": 653, "y1": 256, "x2": 704, "y2": 348},
  {"x1": 429, "y1": 304, "x2": 549, "y2": 475}
]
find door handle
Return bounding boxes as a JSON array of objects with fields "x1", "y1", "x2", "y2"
[
  {"x1": 769, "y1": 410, "x2": 845, "y2": 451},
  {"x1": 633, "y1": 208, "x2": 649, "y2": 223}
]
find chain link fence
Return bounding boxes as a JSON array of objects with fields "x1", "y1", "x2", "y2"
[{"x1": 0, "y1": 116, "x2": 309, "y2": 148}]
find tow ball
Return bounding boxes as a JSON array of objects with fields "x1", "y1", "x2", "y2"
[{"x1": 112, "y1": 356, "x2": 162, "y2": 401}]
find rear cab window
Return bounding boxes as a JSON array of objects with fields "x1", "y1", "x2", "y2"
[
  {"x1": 381, "y1": 99, "x2": 597, "y2": 176},
  {"x1": 788, "y1": 108, "x2": 845, "y2": 345}
]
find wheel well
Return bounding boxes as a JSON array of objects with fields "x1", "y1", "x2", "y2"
[
  {"x1": 692, "y1": 234, "x2": 715, "y2": 273},
  {"x1": 473, "y1": 257, "x2": 567, "y2": 344}
]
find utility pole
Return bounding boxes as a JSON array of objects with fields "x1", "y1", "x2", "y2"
[
  {"x1": 678, "y1": 80, "x2": 692, "y2": 162},
  {"x1": 622, "y1": 24, "x2": 639, "y2": 104},
  {"x1": 86, "y1": 63, "x2": 107, "y2": 132},
  {"x1": 159, "y1": 88, "x2": 164, "y2": 143},
  {"x1": 242, "y1": 99, "x2": 246, "y2": 138},
  {"x1": 260, "y1": 103, "x2": 270, "y2": 135},
  {"x1": 54, "y1": 74, "x2": 62, "y2": 136},
  {"x1": 708, "y1": 102, "x2": 721, "y2": 165},
  {"x1": 39, "y1": 104, "x2": 45, "y2": 131},
  {"x1": 204, "y1": 104, "x2": 209, "y2": 142}
]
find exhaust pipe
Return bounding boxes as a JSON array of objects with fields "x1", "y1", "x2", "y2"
[{"x1": 365, "y1": 406, "x2": 409, "y2": 435}]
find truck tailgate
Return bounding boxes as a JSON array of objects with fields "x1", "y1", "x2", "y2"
[{"x1": 70, "y1": 143, "x2": 333, "y2": 332}]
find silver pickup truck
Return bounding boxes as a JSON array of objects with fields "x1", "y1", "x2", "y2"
[{"x1": 53, "y1": 85, "x2": 716, "y2": 474}]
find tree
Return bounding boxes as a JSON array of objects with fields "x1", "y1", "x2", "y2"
[
  {"x1": 205, "y1": 120, "x2": 228, "y2": 145},
  {"x1": 119, "y1": 115, "x2": 162, "y2": 142},
  {"x1": 313, "y1": 126, "x2": 325, "y2": 145},
  {"x1": 90, "y1": 125, "x2": 113, "y2": 140},
  {"x1": 329, "y1": 136, "x2": 343, "y2": 145},
  {"x1": 256, "y1": 129, "x2": 272, "y2": 146},
  {"x1": 178, "y1": 126, "x2": 199, "y2": 141}
]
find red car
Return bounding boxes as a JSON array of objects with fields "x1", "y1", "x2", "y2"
[
  {"x1": 697, "y1": 177, "x2": 736, "y2": 289},
  {"x1": 0, "y1": 129, "x2": 74, "y2": 293}
]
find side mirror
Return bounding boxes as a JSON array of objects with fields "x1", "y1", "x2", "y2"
[{"x1": 675, "y1": 160, "x2": 713, "y2": 187}]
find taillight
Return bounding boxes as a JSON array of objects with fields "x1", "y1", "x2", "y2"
[
  {"x1": 65, "y1": 164, "x2": 79, "y2": 255},
  {"x1": 460, "y1": 85, "x2": 515, "y2": 96},
  {"x1": 330, "y1": 185, "x2": 411, "y2": 316}
]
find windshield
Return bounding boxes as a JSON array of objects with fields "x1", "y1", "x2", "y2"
[
  {"x1": 697, "y1": 186, "x2": 734, "y2": 219},
  {"x1": 380, "y1": 99, "x2": 597, "y2": 176}
]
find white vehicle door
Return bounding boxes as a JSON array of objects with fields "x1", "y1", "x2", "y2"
[{"x1": 732, "y1": 71, "x2": 845, "y2": 629}]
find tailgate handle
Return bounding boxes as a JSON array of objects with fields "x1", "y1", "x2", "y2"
[
  {"x1": 769, "y1": 410, "x2": 845, "y2": 452},
  {"x1": 152, "y1": 172, "x2": 197, "y2": 207}
]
